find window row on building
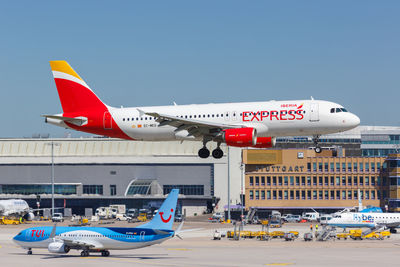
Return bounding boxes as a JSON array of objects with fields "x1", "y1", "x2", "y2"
[
  {"x1": 248, "y1": 189, "x2": 387, "y2": 201},
  {"x1": 0, "y1": 184, "x2": 119, "y2": 196},
  {"x1": 249, "y1": 175, "x2": 386, "y2": 187},
  {"x1": 163, "y1": 185, "x2": 204, "y2": 195},
  {"x1": 307, "y1": 161, "x2": 385, "y2": 173},
  {"x1": 0, "y1": 184, "x2": 77, "y2": 195}
]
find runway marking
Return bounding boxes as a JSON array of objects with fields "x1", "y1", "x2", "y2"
[
  {"x1": 166, "y1": 248, "x2": 191, "y2": 251},
  {"x1": 265, "y1": 263, "x2": 294, "y2": 266},
  {"x1": 83, "y1": 256, "x2": 180, "y2": 266}
]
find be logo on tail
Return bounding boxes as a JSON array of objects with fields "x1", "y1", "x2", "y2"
[{"x1": 159, "y1": 208, "x2": 174, "y2": 223}]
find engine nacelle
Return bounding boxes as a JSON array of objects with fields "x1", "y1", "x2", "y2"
[
  {"x1": 223, "y1": 128, "x2": 257, "y2": 147},
  {"x1": 48, "y1": 242, "x2": 70, "y2": 254},
  {"x1": 253, "y1": 137, "x2": 276, "y2": 148}
]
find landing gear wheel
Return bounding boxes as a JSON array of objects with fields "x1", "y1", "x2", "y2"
[
  {"x1": 212, "y1": 148, "x2": 224, "y2": 159},
  {"x1": 81, "y1": 250, "x2": 89, "y2": 257},
  {"x1": 102, "y1": 251, "x2": 110, "y2": 257},
  {"x1": 198, "y1": 147, "x2": 210, "y2": 158},
  {"x1": 27, "y1": 248, "x2": 32, "y2": 255},
  {"x1": 315, "y1": 146, "x2": 322, "y2": 153}
]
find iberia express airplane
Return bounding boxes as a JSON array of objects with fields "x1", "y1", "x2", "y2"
[{"x1": 44, "y1": 61, "x2": 360, "y2": 159}]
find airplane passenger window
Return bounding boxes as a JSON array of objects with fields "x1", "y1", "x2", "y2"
[
  {"x1": 330, "y1": 108, "x2": 335, "y2": 113},
  {"x1": 336, "y1": 108, "x2": 342, "y2": 113},
  {"x1": 216, "y1": 114, "x2": 219, "y2": 117},
  {"x1": 194, "y1": 115, "x2": 196, "y2": 118},
  {"x1": 212, "y1": 114, "x2": 214, "y2": 117},
  {"x1": 127, "y1": 118, "x2": 130, "y2": 121},
  {"x1": 123, "y1": 118, "x2": 125, "y2": 121}
]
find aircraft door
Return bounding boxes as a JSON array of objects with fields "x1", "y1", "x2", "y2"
[
  {"x1": 309, "y1": 103, "x2": 319, "y2": 122},
  {"x1": 103, "y1": 112, "x2": 112, "y2": 129},
  {"x1": 140, "y1": 231, "x2": 145, "y2": 241}
]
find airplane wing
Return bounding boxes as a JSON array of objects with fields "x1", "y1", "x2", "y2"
[
  {"x1": 59, "y1": 238, "x2": 104, "y2": 249},
  {"x1": 139, "y1": 109, "x2": 245, "y2": 138},
  {"x1": 380, "y1": 222, "x2": 400, "y2": 228}
]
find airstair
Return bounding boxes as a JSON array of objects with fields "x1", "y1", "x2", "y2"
[
  {"x1": 245, "y1": 208, "x2": 257, "y2": 224},
  {"x1": 316, "y1": 226, "x2": 336, "y2": 241},
  {"x1": 362, "y1": 226, "x2": 385, "y2": 236}
]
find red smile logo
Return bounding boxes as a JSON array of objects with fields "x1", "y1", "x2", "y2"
[{"x1": 159, "y1": 208, "x2": 173, "y2": 223}]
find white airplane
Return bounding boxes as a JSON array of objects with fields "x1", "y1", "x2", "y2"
[
  {"x1": 328, "y1": 212, "x2": 400, "y2": 233},
  {"x1": 0, "y1": 199, "x2": 34, "y2": 220},
  {"x1": 13, "y1": 189, "x2": 181, "y2": 256},
  {"x1": 44, "y1": 61, "x2": 360, "y2": 158}
]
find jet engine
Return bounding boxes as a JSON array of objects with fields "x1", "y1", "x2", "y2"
[
  {"x1": 253, "y1": 137, "x2": 276, "y2": 148},
  {"x1": 48, "y1": 242, "x2": 70, "y2": 254},
  {"x1": 223, "y1": 128, "x2": 257, "y2": 147}
]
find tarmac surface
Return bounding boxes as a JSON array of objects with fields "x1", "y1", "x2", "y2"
[{"x1": 1, "y1": 217, "x2": 400, "y2": 267}]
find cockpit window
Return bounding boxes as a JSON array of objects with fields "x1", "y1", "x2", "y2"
[
  {"x1": 341, "y1": 108, "x2": 347, "y2": 112},
  {"x1": 330, "y1": 108, "x2": 335, "y2": 113},
  {"x1": 335, "y1": 108, "x2": 342, "y2": 113},
  {"x1": 17, "y1": 231, "x2": 22, "y2": 236}
]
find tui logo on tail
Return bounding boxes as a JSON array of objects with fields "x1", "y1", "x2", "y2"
[{"x1": 159, "y1": 209, "x2": 174, "y2": 223}]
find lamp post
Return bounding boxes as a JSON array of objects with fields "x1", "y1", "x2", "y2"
[
  {"x1": 46, "y1": 141, "x2": 60, "y2": 217},
  {"x1": 227, "y1": 146, "x2": 231, "y2": 222}
]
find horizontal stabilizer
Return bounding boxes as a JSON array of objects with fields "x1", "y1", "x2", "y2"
[{"x1": 42, "y1": 114, "x2": 87, "y2": 126}]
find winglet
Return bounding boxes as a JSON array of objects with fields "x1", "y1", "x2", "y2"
[{"x1": 49, "y1": 224, "x2": 57, "y2": 239}]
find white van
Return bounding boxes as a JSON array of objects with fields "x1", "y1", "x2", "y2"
[{"x1": 302, "y1": 212, "x2": 319, "y2": 222}]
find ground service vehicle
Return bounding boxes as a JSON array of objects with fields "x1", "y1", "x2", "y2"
[
  {"x1": 51, "y1": 213, "x2": 64, "y2": 222},
  {"x1": 285, "y1": 215, "x2": 301, "y2": 223}
]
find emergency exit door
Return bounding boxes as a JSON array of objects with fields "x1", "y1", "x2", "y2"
[
  {"x1": 103, "y1": 111, "x2": 112, "y2": 129},
  {"x1": 309, "y1": 103, "x2": 319, "y2": 122}
]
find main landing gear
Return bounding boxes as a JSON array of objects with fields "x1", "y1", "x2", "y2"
[
  {"x1": 27, "y1": 248, "x2": 32, "y2": 255},
  {"x1": 80, "y1": 250, "x2": 110, "y2": 257},
  {"x1": 80, "y1": 250, "x2": 90, "y2": 257},
  {"x1": 313, "y1": 135, "x2": 322, "y2": 153},
  {"x1": 198, "y1": 147, "x2": 224, "y2": 159},
  {"x1": 101, "y1": 250, "x2": 110, "y2": 257},
  {"x1": 198, "y1": 139, "x2": 223, "y2": 159}
]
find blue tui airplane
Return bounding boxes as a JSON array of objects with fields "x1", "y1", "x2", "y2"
[{"x1": 13, "y1": 189, "x2": 182, "y2": 257}]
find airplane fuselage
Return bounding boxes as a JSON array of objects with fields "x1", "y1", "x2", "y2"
[
  {"x1": 48, "y1": 99, "x2": 360, "y2": 141},
  {"x1": 13, "y1": 226, "x2": 173, "y2": 250},
  {"x1": 328, "y1": 212, "x2": 400, "y2": 228}
]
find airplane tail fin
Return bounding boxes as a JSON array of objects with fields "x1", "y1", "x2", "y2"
[
  {"x1": 49, "y1": 61, "x2": 107, "y2": 114},
  {"x1": 140, "y1": 189, "x2": 179, "y2": 230}
]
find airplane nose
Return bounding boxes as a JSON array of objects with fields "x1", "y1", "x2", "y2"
[{"x1": 350, "y1": 114, "x2": 361, "y2": 127}]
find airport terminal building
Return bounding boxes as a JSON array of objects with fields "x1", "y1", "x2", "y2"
[
  {"x1": 244, "y1": 149, "x2": 400, "y2": 213},
  {"x1": 0, "y1": 138, "x2": 243, "y2": 216}
]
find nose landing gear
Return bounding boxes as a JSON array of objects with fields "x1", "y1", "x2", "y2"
[{"x1": 313, "y1": 135, "x2": 322, "y2": 153}]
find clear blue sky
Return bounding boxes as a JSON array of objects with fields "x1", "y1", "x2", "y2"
[{"x1": 0, "y1": 1, "x2": 399, "y2": 138}]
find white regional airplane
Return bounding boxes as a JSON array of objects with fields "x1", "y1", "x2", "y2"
[
  {"x1": 328, "y1": 212, "x2": 400, "y2": 233},
  {"x1": 44, "y1": 61, "x2": 360, "y2": 159}
]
